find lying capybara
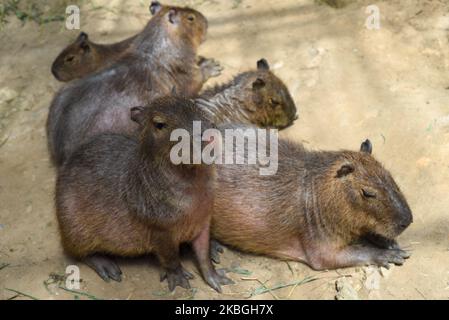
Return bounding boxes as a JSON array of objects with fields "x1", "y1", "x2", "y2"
[
  {"x1": 47, "y1": 2, "x2": 219, "y2": 166},
  {"x1": 55, "y1": 97, "x2": 232, "y2": 292},
  {"x1": 51, "y1": 31, "x2": 137, "y2": 82},
  {"x1": 197, "y1": 59, "x2": 298, "y2": 129},
  {"x1": 211, "y1": 138, "x2": 413, "y2": 269},
  {"x1": 51, "y1": 2, "x2": 221, "y2": 82}
]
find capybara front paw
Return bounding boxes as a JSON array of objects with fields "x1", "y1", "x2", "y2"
[
  {"x1": 374, "y1": 249, "x2": 411, "y2": 268},
  {"x1": 210, "y1": 239, "x2": 225, "y2": 264},
  {"x1": 84, "y1": 255, "x2": 122, "y2": 282},
  {"x1": 199, "y1": 58, "x2": 223, "y2": 79},
  {"x1": 385, "y1": 239, "x2": 401, "y2": 250},
  {"x1": 365, "y1": 234, "x2": 401, "y2": 250},
  {"x1": 160, "y1": 266, "x2": 194, "y2": 292}
]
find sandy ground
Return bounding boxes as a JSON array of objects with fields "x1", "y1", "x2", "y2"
[{"x1": 1, "y1": 0, "x2": 449, "y2": 300}]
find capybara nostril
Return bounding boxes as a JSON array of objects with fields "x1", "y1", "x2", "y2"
[{"x1": 399, "y1": 215, "x2": 413, "y2": 230}]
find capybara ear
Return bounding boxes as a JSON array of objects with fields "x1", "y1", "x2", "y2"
[
  {"x1": 79, "y1": 40, "x2": 90, "y2": 51},
  {"x1": 130, "y1": 106, "x2": 146, "y2": 125},
  {"x1": 252, "y1": 78, "x2": 266, "y2": 90},
  {"x1": 360, "y1": 139, "x2": 372, "y2": 154},
  {"x1": 336, "y1": 164, "x2": 355, "y2": 178},
  {"x1": 257, "y1": 58, "x2": 270, "y2": 70},
  {"x1": 149, "y1": 1, "x2": 162, "y2": 15},
  {"x1": 78, "y1": 32, "x2": 88, "y2": 41},
  {"x1": 168, "y1": 8, "x2": 178, "y2": 24}
]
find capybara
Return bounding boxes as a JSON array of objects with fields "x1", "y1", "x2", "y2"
[
  {"x1": 211, "y1": 137, "x2": 413, "y2": 269},
  {"x1": 51, "y1": 4, "x2": 221, "y2": 82},
  {"x1": 51, "y1": 31, "x2": 137, "y2": 82},
  {"x1": 47, "y1": 1, "x2": 219, "y2": 166},
  {"x1": 55, "y1": 97, "x2": 232, "y2": 292},
  {"x1": 197, "y1": 59, "x2": 298, "y2": 129}
]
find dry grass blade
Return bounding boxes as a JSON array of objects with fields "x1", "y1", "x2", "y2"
[
  {"x1": 0, "y1": 263, "x2": 10, "y2": 270},
  {"x1": 5, "y1": 288, "x2": 39, "y2": 300},
  {"x1": 247, "y1": 275, "x2": 318, "y2": 298},
  {"x1": 57, "y1": 285, "x2": 102, "y2": 300}
]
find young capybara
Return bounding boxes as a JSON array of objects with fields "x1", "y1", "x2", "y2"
[
  {"x1": 47, "y1": 1, "x2": 219, "y2": 166},
  {"x1": 51, "y1": 31, "x2": 137, "y2": 82},
  {"x1": 211, "y1": 138, "x2": 413, "y2": 269},
  {"x1": 197, "y1": 59, "x2": 298, "y2": 130},
  {"x1": 51, "y1": 2, "x2": 221, "y2": 82},
  {"x1": 51, "y1": 31, "x2": 220, "y2": 82},
  {"x1": 55, "y1": 97, "x2": 232, "y2": 292}
]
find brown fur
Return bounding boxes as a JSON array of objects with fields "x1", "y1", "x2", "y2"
[
  {"x1": 47, "y1": 2, "x2": 217, "y2": 166},
  {"x1": 51, "y1": 2, "x2": 221, "y2": 83},
  {"x1": 211, "y1": 138, "x2": 413, "y2": 270},
  {"x1": 56, "y1": 97, "x2": 232, "y2": 291},
  {"x1": 197, "y1": 59, "x2": 298, "y2": 129},
  {"x1": 51, "y1": 32, "x2": 137, "y2": 82}
]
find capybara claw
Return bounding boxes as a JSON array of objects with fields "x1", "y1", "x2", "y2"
[
  {"x1": 85, "y1": 255, "x2": 122, "y2": 282},
  {"x1": 181, "y1": 268, "x2": 195, "y2": 280},
  {"x1": 398, "y1": 249, "x2": 411, "y2": 259},
  {"x1": 205, "y1": 275, "x2": 222, "y2": 293},
  {"x1": 375, "y1": 249, "x2": 408, "y2": 267},
  {"x1": 161, "y1": 266, "x2": 193, "y2": 292},
  {"x1": 210, "y1": 239, "x2": 225, "y2": 264},
  {"x1": 204, "y1": 269, "x2": 234, "y2": 293},
  {"x1": 216, "y1": 269, "x2": 235, "y2": 285}
]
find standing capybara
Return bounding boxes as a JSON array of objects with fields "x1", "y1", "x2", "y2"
[
  {"x1": 47, "y1": 2, "x2": 219, "y2": 166},
  {"x1": 211, "y1": 137, "x2": 413, "y2": 269},
  {"x1": 51, "y1": 2, "x2": 221, "y2": 82},
  {"x1": 197, "y1": 59, "x2": 298, "y2": 129},
  {"x1": 55, "y1": 97, "x2": 232, "y2": 292}
]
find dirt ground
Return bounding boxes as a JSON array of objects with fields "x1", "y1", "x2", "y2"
[{"x1": 1, "y1": 0, "x2": 449, "y2": 300}]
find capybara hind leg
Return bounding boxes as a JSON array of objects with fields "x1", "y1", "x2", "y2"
[
  {"x1": 210, "y1": 239, "x2": 225, "y2": 264},
  {"x1": 308, "y1": 244, "x2": 411, "y2": 270},
  {"x1": 192, "y1": 223, "x2": 234, "y2": 293},
  {"x1": 153, "y1": 232, "x2": 193, "y2": 292},
  {"x1": 84, "y1": 254, "x2": 122, "y2": 282}
]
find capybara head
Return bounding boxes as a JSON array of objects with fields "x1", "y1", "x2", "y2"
[
  {"x1": 331, "y1": 139, "x2": 413, "y2": 239},
  {"x1": 248, "y1": 59, "x2": 298, "y2": 129},
  {"x1": 51, "y1": 32, "x2": 96, "y2": 82},
  {"x1": 130, "y1": 96, "x2": 216, "y2": 165},
  {"x1": 149, "y1": 1, "x2": 208, "y2": 49}
]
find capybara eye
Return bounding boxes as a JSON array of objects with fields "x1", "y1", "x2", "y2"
[
  {"x1": 152, "y1": 115, "x2": 167, "y2": 130},
  {"x1": 362, "y1": 188, "x2": 377, "y2": 198},
  {"x1": 187, "y1": 15, "x2": 195, "y2": 22},
  {"x1": 270, "y1": 99, "x2": 279, "y2": 106},
  {"x1": 65, "y1": 56, "x2": 75, "y2": 63},
  {"x1": 154, "y1": 121, "x2": 166, "y2": 130}
]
